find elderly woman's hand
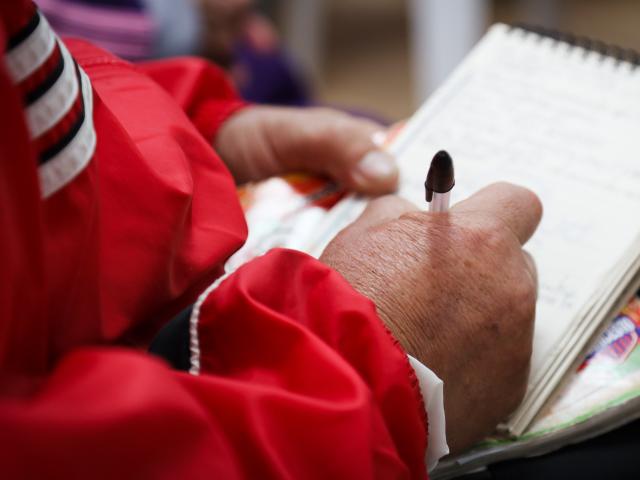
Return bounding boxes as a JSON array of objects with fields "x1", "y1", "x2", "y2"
[
  {"x1": 214, "y1": 106, "x2": 399, "y2": 195},
  {"x1": 320, "y1": 183, "x2": 542, "y2": 452}
]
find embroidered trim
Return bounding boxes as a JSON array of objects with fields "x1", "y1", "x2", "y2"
[
  {"x1": 188, "y1": 269, "x2": 236, "y2": 375},
  {"x1": 5, "y1": 12, "x2": 56, "y2": 83},
  {"x1": 38, "y1": 66, "x2": 95, "y2": 198}
]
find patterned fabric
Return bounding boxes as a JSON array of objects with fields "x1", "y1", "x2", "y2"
[{"x1": 5, "y1": 7, "x2": 95, "y2": 197}]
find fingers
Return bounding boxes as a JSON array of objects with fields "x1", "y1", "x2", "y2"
[
  {"x1": 370, "y1": 130, "x2": 387, "y2": 148},
  {"x1": 452, "y1": 182, "x2": 543, "y2": 244},
  {"x1": 316, "y1": 112, "x2": 399, "y2": 195},
  {"x1": 348, "y1": 150, "x2": 399, "y2": 195},
  {"x1": 350, "y1": 195, "x2": 417, "y2": 231},
  {"x1": 254, "y1": 106, "x2": 399, "y2": 194}
]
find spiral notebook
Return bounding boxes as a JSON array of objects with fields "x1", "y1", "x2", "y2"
[
  {"x1": 391, "y1": 23, "x2": 640, "y2": 438},
  {"x1": 302, "y1": 22, "x2": 640, "y2": 444},
  {"x1": 227, "y1": 23, "x2": 640, "y2": 473}
]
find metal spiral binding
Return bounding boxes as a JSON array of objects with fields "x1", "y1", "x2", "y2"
[{"x1": 510, "y1": 23, "x2": 640, "y2": 67}]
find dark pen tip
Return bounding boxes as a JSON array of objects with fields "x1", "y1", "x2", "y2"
[{"x1": 425, "y1": 150, "x2": 455, "y2": 202}]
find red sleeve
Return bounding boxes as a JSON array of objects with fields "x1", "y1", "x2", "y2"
[
  {"x1": 138, "y1": 58, "x2": 248, "y2": 142},
  {"x1": 0, "y1": 250, "x2": 429, "y2": 479},
  {"x1": 59, "y1": 39, "x2": 249, "y2": 347},
  {"x1": 192, "y1": 249, "x2": 429, "y2": 478},
  {"x1": 0, "y1": 5, "x2": 429, "y2": 477},
  {"x1": 0, "y1": 15, "x2": 48, "y2": 383}
]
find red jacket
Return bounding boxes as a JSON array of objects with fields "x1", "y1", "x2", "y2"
[{"x1": 0, "y1": 2, "x2": 428, "y2": 478}]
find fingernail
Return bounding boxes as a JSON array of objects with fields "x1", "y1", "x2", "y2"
[
  {"x1": 370, "y1": 130, "x2": 387, "y2": 147},
  {"x1": 355, "y1": 151, "x2": 397, "y2": 180}
]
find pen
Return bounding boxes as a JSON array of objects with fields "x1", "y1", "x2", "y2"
[{"x1": 425, "y1": 150, "x2": 455, "y2": 212}]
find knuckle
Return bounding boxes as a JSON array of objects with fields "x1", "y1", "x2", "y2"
[
  {"x1": 301, "y1": 123, "x2": 330, "y2": 149},
  {"x1": 303, "y1": 111, "x2": 349, "y2": 145},
  {"x1": 305, "y1": 107, "x2": 344, "y2": 126},
  {"x1": 488, "y1": 182, "x2": 543, "y2": 217},
  {"x1": 510, "y1": 276, "x2": 537, "y2": 318},
  {"x1": 400, "y1": 210, "x2": 426, "y2": 226},
  {"x1": 489, "y1": 180, "x2": 514, "y2": 191},
  {"x1": 518, "y1": 186, "x2": 543, "y2": 220},
  {"x1": 466, "y1": 217, "x2": 508, "y2": 251},
  {"x1": 500, "y1": 182, "x2": 543, "y2": 218}
]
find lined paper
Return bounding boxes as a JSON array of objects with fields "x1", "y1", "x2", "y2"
[{"x1": 389, "y1": 24, "x2": 640, "y2": 432}]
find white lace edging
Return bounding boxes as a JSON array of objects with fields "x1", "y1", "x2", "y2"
[{"x1": 188, "y1": 269, "x2": 235, "y2": 375}]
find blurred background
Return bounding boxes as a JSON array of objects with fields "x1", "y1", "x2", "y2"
[
  {"x1": 39, "y1": 0, "x2": 640, "y2": 122},
  {"x1": 289, "y1": 0, "x2": 640, "y2": 119}
]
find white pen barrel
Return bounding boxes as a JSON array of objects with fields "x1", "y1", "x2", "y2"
[{"x1": 429, "y1": 192, "x2": 451, "y2": 213}]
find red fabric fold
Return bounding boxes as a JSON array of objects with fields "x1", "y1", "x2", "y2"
[
  {"x1": 138, "y1": 57, "x2": 249, "y2": 142},
  {"x1": 0, "y1": 4, "x2": 429, "y2": 476},
  {"x1": 195, "y1": 249, "x2": 428, "y2": 479}
]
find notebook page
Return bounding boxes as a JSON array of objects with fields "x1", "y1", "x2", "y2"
[{"x1": 391, "y1": 24, "x2": 640, "y2": 392}]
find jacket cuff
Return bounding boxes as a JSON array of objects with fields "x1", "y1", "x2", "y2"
[
  {"x1": 408, "y1": 355, "x2": 450, "y2": 471},
  {"x1": 192, "y1": 98, "x2": 249, "y2": 143}
]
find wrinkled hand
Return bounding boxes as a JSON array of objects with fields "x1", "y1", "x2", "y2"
[
  {"x1": 215, "y1": 106, "x2": 399, "y2": 195},
  {"x1": 320, "y1": 183, "x2": 542, "y2": 452}
]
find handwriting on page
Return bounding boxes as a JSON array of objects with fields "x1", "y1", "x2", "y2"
[{"x1": 394, "y1": 29, "x2": 640, "y2": 375}]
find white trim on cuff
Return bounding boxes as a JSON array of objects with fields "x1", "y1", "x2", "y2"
[{"x1": 407, "y1": 354, "x2": 450, "y2": 472}]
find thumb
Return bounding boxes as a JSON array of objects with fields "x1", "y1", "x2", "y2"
[
  {"x1": 347, "y1": 149, "x2": 400, "y2": 195},
  {"x1": 322, "y1": 119, "x2": 398, "y2": 195}
]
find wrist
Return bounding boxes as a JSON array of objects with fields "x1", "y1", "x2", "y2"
[{"x1": 356, "y1": 285, "x2": 426, "y2": 362}]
